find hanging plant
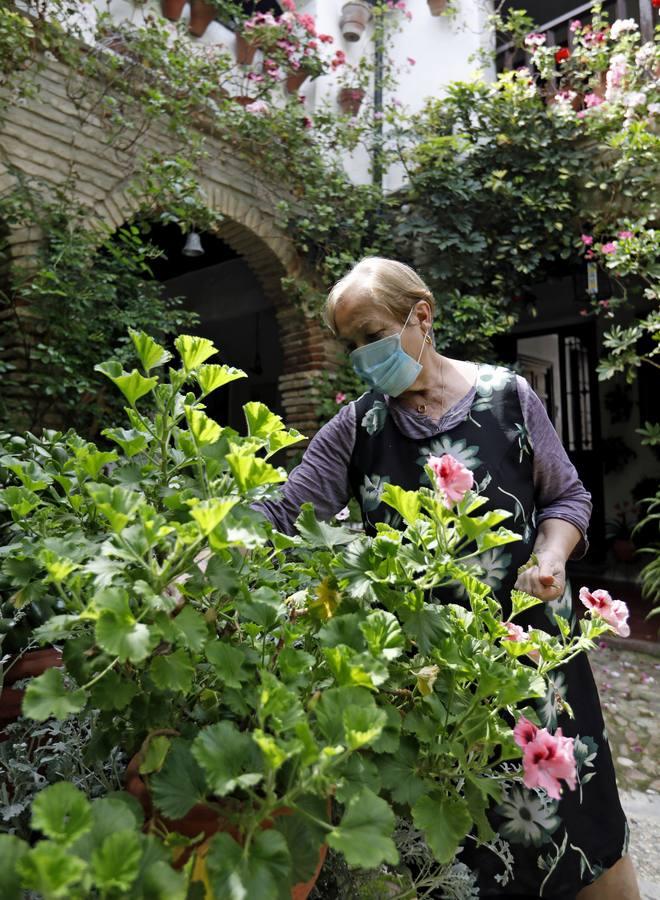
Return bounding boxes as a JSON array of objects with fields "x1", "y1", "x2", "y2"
[
  {"x1": 427, "y1": 0, "x2": 449, "y2": 16},
  {"x1": 338, "y1": 85, "x2": 365, "y2": 114},
  {"x1": 188, "y1": 0, "x2": 216, "y2": 37},
  {"x1": 160, "y1": 0, "x2": 186, "y2": 21}
]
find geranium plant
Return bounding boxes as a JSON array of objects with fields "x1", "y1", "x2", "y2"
[{"x1": 0, "y1": 332, "x2": 627, "y2": 896}]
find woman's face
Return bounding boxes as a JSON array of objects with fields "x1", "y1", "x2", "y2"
[{"x1": 334, "y1": 291, "x2": 429, "y2": 358}]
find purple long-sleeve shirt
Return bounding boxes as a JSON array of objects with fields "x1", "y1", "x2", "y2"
[{"x1": 255, "y1": 374, "x2": 592, "y2": 560}]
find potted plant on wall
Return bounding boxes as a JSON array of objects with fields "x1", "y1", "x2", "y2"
[
  {"x1": 338, "y1": 84, "x2": 365, "y2": 114},
  {"x1": 428, "y1": 0, "x2": 450, "y2": 15},
  {"x1": 339, "y1": 1, "x2": 372, "y2": 42},
  {"x1": 606, "y1": 501, "x2": 639, "y2": 562}
]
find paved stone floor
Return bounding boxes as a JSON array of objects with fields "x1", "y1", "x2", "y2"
[{"x1": 589, "y1": 643, "x2": 660, "y2": 899}]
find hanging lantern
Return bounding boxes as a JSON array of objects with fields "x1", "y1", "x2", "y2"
[{"x1": 182, "y1": 230, "x2": 204, "y2": 257}]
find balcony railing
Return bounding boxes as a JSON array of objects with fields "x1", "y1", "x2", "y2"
[{"x1": 496, "y1": 0, "x2": 656, "y2": 71}]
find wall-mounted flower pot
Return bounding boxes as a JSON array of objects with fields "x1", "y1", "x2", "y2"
[
  {"x1": 338, "y1": 86, "x2": 365, "y2": 114},
  {"x1": 188, "y1": 0, "x2": 216, "y2": 37},
  {"x1": 286, "y1": 70, "x2": 309, "y2": 93},
  {"x1": 125, "y1": 748, "x2": 327, "y2": 899},
  {"x1": 339, "y1": 1, "x2": 372, "y2": 42},
  {"x1": 235, "y1": 33, "x2": 257, "y2": 65},
  {"x1": 161, "y1": 0, "x2": 186, "y2": 21},
  {"x1": 427, "y1": 0, "x2": 449, "y2": 14}
]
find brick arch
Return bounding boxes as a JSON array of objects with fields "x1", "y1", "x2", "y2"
[{"x1": 95, "y1": 175, "x2": 299, "y2": 307}]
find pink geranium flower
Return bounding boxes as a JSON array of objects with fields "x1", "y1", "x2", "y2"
[
  {"x1": 521, "y1": 726, "x2": 577, "y2": 800},
  {"x1": 600, "y1": 242, "x2": 617, "y2": 254},
  {"x1": 513, "y1": 715, "x2": 538, "y2": 748},
  {"x1": 617, "y1": 230, "x2": 633, "y2": 239},
  {"x1": 524, "y1": 32, "x2": 546, "y2": 48},
  {"x1": 580, "y1": 234, "x2": 594, "y2": 245},
  {"x1": 579, "y1": 587, "x2": 630, "y2": 637},
  {"x1": 427, "y1": 454, "x2": 474, "y2": 507},
  {"x1": 584, "y1": 93, "x2": 604, "y2": 108},
  {"x1": 335, "y1": 391, "x2": 346, "y2": 404},
  {"x1": 502, "y1": 622, "x2": 541, "y2": 662}
]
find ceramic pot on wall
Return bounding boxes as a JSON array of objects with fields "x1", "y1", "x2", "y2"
[
  {"x1": 427, "y1": 0, "x2": 449, "y2": 15},
  {"x1": 339, "y1": 1, "x2": 372, "y2": 42},
  {"x1": 188, "y1": 0, "x2": 216, "y2": 37},
  {"x1": 161, "y1": 0, "x2": 186, "y2": 20},
  {"x1": 338, "y1": 86, "x2": 365, "y2": 114}
]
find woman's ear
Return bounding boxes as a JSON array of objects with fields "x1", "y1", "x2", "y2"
[{"x1": 414, "y1": 300, "x2": 433, "y2": 332}]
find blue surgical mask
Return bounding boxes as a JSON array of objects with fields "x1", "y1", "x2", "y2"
[{"x1": 350, "y1": 306, "x2": 429, "y2": 397}]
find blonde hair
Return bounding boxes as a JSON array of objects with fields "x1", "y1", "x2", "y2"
[{"x1": 323, "y1": 257, "x2": 435, "y2": 335}]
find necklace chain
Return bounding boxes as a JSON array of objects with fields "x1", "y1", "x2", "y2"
[{"x1": 416, "y1": 352, "x2": 443, "y2": 417}]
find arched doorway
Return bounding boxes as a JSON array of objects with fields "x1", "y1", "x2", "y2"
[{"x1": 141, "y1": 221, "x2": 284, "y2": 433}]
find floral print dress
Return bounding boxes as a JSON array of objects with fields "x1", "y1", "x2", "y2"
[{"x1": 347, "y1": 365, "x2": 628, "y2": 898}]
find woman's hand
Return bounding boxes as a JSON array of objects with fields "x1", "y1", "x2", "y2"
[{"x1": 514, "y1": 550, "x2": 566, "y2": 603}]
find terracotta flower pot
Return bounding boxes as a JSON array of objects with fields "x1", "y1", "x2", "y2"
[
  {"x1": 125, "y1": 749, "x2": 327, "y2": 899},
  {"x1": 339, "y1": 1, "x2": 372, "y2": 42},
  {"x1": 338, "y1": 86, "x2": 365, "y2": 114},
  {"x1": 188, "y1": 0, "x2": 216, "y2": 37},
  {"x1": 235, "y1": 33, "x2": 257, "y2": 65},
  {"x1": 427, "y1": 0, "x2": 449, "y2": 14},
  {"x1": 161, "y1": 0, "x2": 186, "y2": 21},
  {"x1": 286, "y1": 70, "x2": 309, "y2": 94},
  {"x1": 0, "y1": 648, "x2": 63, "y2": 733}
]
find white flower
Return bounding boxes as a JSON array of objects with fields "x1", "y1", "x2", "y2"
[
  {"x1": 610, "y1": 19, "x2": 638, "y2": 40},
  {"x1": 245, "y1": 100, "x2": 270, "y2": 115},
  {"x1": 649, "y1": 103, "x2": 660, "y2": 117},
  {"x1": 635, "y1": 43, "x2": 655, "y2": 68},
  {"x1": 624, "y1": 90, "x2": 647, "y2": 108},
  {"x1": 334, "y1": 506, "x2": 350, "y2": 521}
]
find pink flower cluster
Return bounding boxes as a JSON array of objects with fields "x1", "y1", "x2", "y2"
[
  {"x1": 514, "y1": 717, "x2": 577, "y2": 800},
  {"x1": 579, "y1": 587, "x2": 630, "y2": 637},
  {"x1": 502, "y1": 621, "x2": 540, "y2": 662},
  {"x1": 427, "y1": 453, "x2": 474, "y2": 508},
  {"x1": 524, "y1": 32, "x2": 546, "y2": 48}
]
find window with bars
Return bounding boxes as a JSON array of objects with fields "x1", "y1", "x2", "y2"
[{"x1": 563, "y1": 335, "x2": 593, "y2": 452}]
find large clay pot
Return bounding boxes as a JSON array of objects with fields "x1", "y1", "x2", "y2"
[
  {"x1": 339, "y1": 1, "x2": 372, "y2": 42},
  {"x1": 235, "y1": 33, "x2": 258, "y2": 65},
  {"x1": 188, "y1": 0, "x2": 216, "y2": 37},
  {"x1": 126, "y1": 747, "x2": 327, "y2": 899},
  {"x1": 427, "y1": 0, "x2": 448, "y2": 14},
  {"x1": 0, "y1": 648, "x2": 63, "y2": 733},
  {"x1": 286, "y1": 70, "x2": 309, "y2": 94},
  {"x1": 161, "y1": 0, "x2": 186, "y2": 21},
  {"x1": 338, "y1": 86, "x2": 365, "y2": 114}
]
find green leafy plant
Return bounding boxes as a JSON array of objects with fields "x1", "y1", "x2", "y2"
[{"x1": 0, "y1": 329, "x2": 617, "y2": 894}]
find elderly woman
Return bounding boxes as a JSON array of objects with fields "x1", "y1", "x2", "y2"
[{"x1": 255, "y1": 257, "x2": 639, "y2": 899}]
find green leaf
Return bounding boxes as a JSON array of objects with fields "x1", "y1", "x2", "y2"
[
  {"x1": 275, "y1": 806, "x2": 327, "y2": 884},
  {"x1": 91, "y1": 829, "x2": 141, "y2": 891},
  {"x1": 206, "y1": 831, "x2": 291, "y2": 900},
  {"x1": 185, "y1": 407, "x2": 222, "y2": 446},
  {"x1": 206, "y1": 642, "x2": 250, "y2": 689},
  {"x1": 327, "y1": 788, "x2": 398, "y2": 868},
  {"x1": 343, "y1": 704, "x2": 387, "y2": 750},
  {"x1": 189, "y1": 498, "x2": 238, "y2": 535},
  {"x1": 316, "y1": 686, "x2": 375, "y2": 744},
  {"x1": 23, "y1": 668, "x2": 86, "y2": 721},
  {"x1": 95, "y1": 360, "x2": 158, "y2": 406},
  {"x1": 0, "y1": 486, "x2": 41, "y2": 517},
  {"x1": 31, "y1": 783, "x2": 91, "y2": 846},
  {"x1": 191, "y1": 722, "x2": 263, "y2": 797},
  {"x1": 95, "y1": 591, "x2": 155, "y2": 663},
  {"x1": 412, "y1": 794, "x2": 472, "y2": 864},
  {"x1": 294, "y1": 503, "x2": 356, "y2": 549},
  {"x1": 150, "y1": 739, "x2": 208, "y2": 818},
  {"x1": 244, "y1": 401, "x2": 286, "y2": 441},
  {"x1": 359, "y1": 609, "x2": 405, "y2": 660},
  {"x1": 226, "y1": 451, "x2": 286, "y2": 492},
  {"x1": 171, "y1": 605, "x2": 208, "y2": 652},
  {"x1": 196, "y1": 363, "x2": 246, "y2": 395},
  {"x1": 89, "y1": 670, "x2": 138, "y2": 711},
  {"x1": 139, "y1": 859, "x2": 187, "y2": 900},
  {"x1": 102, "y1": 427, "x2": 148, "y2": 458},
  {"x1": 139, "y1": 736, "x2": 172, "y2": 776},
  {"x1": 335, "y1": 754, "x2": 381, "y2": 804},
  {"x1": 175, "y1": 334, "x2": 218, "y2": 371},
  {"x1": 510, "y1": 588, "x2": 544, "y2": 618},
  {"x1": 378, "y1": 737, "x2": 427, "y2": 805},
  {"x1": 400, "y1": 603, "x2": 449, "y2": 654},
  {"x1": 129, "y1": 329, "x2": 172, "y2": 371},
  {"x1": 86, "y1": 483, "x2": 143, "y2": 532},
  {"x1": 149, "y1": 649, "x2": 194, "y2": 693},
  {"x1": 381, "y1": 483, "x2": 421, "y2": 524},
  {"x1": 0, "y1": 834, "x2": 29, "y2": 900},
  {"x1": 17, "y1": 843, "x2": 86, "y2": 898}
]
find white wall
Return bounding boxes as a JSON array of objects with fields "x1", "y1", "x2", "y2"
[{"x1": 66, "y1": 0, "x2": 495, "y2": 187}]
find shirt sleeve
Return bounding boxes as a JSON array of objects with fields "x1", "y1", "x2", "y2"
[
  {"x1": 251, "y1": 401, "x2": 356, "y2": 535},
  {"x1": 515, "y1": 374, "x2": 592, "y2": 560}
]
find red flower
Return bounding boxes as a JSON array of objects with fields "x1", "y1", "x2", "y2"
[
  {"x1": 653, "y1": 0, "x2": 660, "y2": 8},
  {"x1": 555, "y1": 47, "x2": 570, "y2": 63}
]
